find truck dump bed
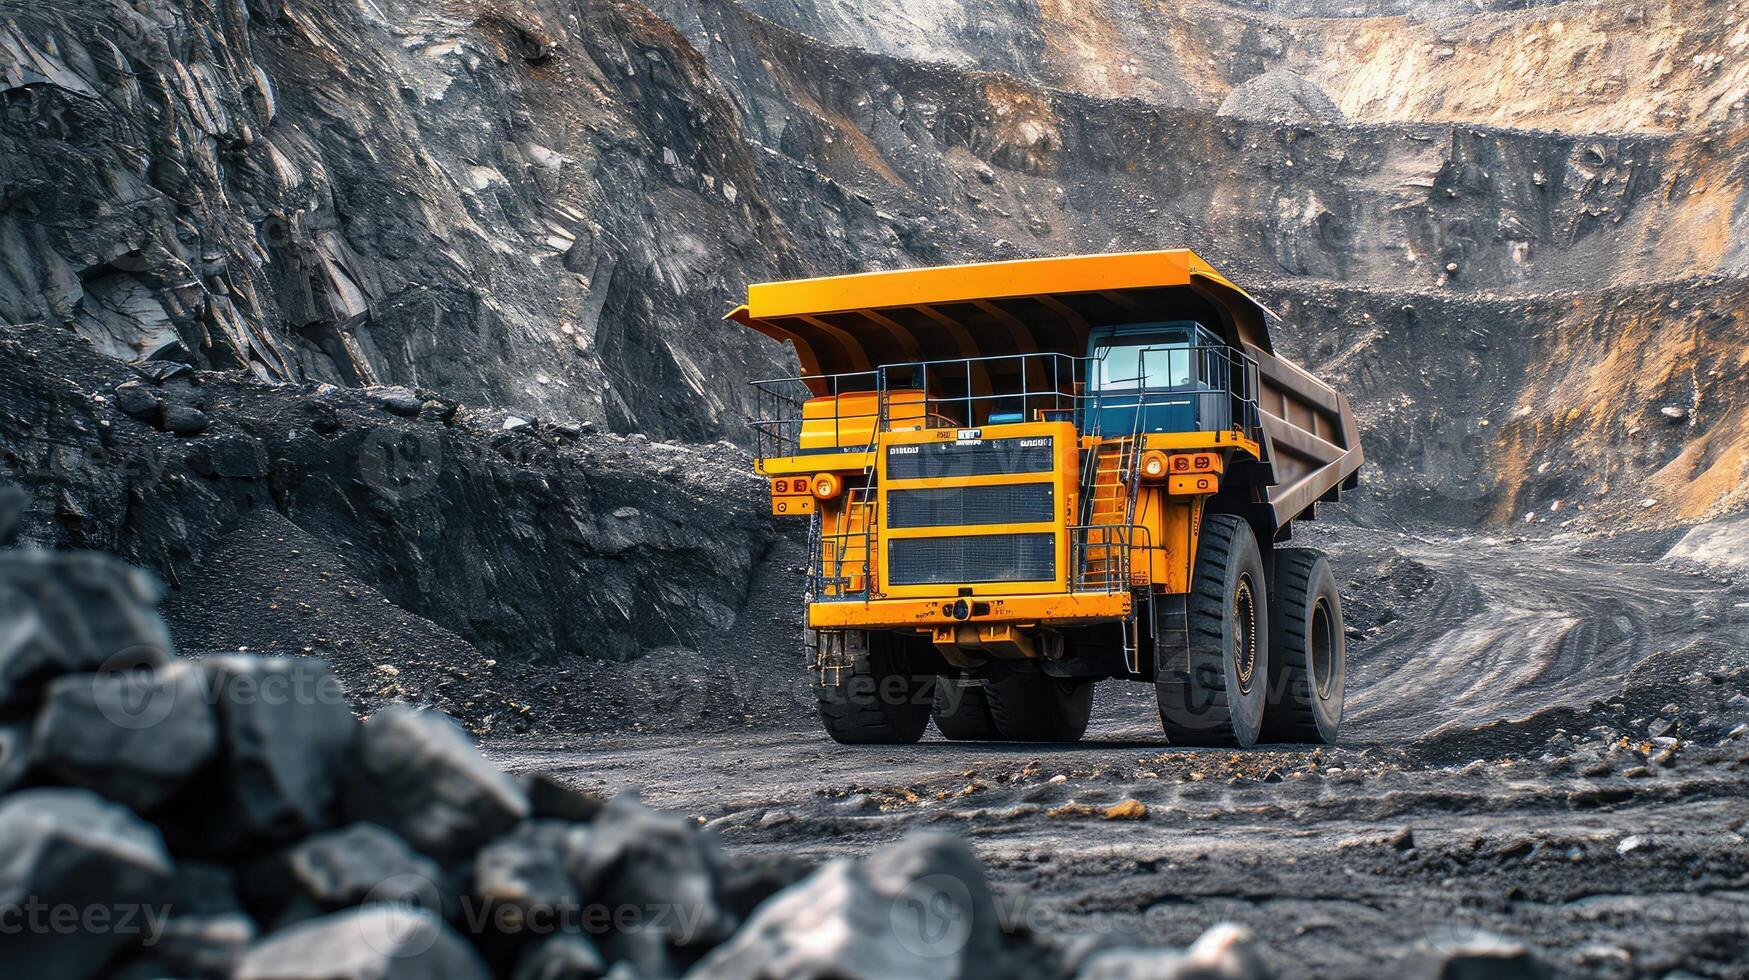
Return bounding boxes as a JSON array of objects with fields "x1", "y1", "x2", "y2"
[{"x1": 730, "y1": 250, "x2": 1362, "y2": 535}]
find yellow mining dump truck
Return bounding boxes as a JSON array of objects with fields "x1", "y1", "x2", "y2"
[{"x1": 730, "y1": 250, "x2": 1362, "y2": 747}]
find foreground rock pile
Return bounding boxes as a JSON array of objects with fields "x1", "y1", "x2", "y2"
[{"x1": 0, "y1": 508, "x2": 1268, "y2": 978}]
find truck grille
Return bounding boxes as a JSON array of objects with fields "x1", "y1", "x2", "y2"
[
  {"x1": 888, "y1": 534, "x2": 1055, "y2": 585},
  {"x1": 886, "y1": 437, "x2": 1053, "y2": 480},
  {"x1": 887, "y1": 483, "x2": 1054, "y2": 529}
]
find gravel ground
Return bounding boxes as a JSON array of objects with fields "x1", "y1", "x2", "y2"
[{"x1": 489, "y1": 526, "x2": 1749, "y2": 979}]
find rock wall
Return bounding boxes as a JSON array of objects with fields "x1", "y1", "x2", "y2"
[
  {"x1": 4, "y1": 0, "x2": 1747, "y2": 529},
  {"x1": 0, "y1": 324, "x2": 772, "y2": 668}
]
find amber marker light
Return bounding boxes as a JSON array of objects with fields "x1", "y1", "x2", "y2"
[
  {"x1": 1140, "y1": 451, "x2": 1169, "y2": 481},
  {"x1": 811, "y1": 473, "x2": 843, "y2": 499}
]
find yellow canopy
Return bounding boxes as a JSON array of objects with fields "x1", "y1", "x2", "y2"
[{"x1": 728, "y1": 250, "x2": 1273, "y2": 393}]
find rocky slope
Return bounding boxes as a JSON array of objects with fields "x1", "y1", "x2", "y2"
[
  {"x1": 6, "y1": 0, "x2": 1747, "y2": 528},
  {"x1": 0, "y1": 323, "x2": 779, "y2": 729}
]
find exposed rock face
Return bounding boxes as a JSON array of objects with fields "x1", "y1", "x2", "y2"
[
  {"x1": 1217, "y1": 69, "x2": 1344, "y2": 125},
  {"x1": 5, "y1": 0, "x2": 1748, "y2": 532},
  {"x1": 0, "y1": 0, "x2": 887, "y2": 438},
  {"x1": 0, "y1": 325, "x2": 773, "y2": 674}
]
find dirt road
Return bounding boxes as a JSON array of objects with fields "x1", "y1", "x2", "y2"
[{"x1": 489, "y1": 527, "x2": 1749, "y2": 978}]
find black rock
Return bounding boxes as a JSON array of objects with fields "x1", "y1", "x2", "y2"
[
  {"x1": 689, "y1": 832, "x2": 1008, "y2": 980},
  {"x1": 1075, "y1": 923, "x2": 1269, "y2": 980},
  {"x1": 233, "y1": 905, "x2": 490, "y2": 980},
  {"x1": 513, "y1": 933, "x2": 607, "y2": 980},
  {"x1": 171, "y1": 656, "x2": 358, "y2": 856},
  {"x1": 144, "y1": 338, "x2": 198, "y2": 364},
  {"x1": 0, "y1": 483, "x2": 21, "y2": 545},
  {"x1": 716, "y1": 854, "x2": 816, "y2": 924},
  {"x1": 161, "y1": 404, "x2": 211, "y2": 435},
  {"x1": 113, "y1": 381, "x2": 161, "y2": 418},
  {"x1": 365, "y1": 385, "x2": 424, "y2": 417},
  {"x1": 0, "y1": 722, "x2": 30, "y2": 793},
  {"x1": 31, "y1": 660, "x2": 220, "y2": 812},
  {"x1": 473, "y1": 820, "x2": 586, "y2": 932},
  {"x1": 568, "y1": 795, "x2": 735, "y2": 952},
  {"x1": 186, "y1": 435, "x2": 271, "y2": 480},
  {"x1": 117, "y1": 912, "x2": 256, "y2": 980},
  {"x1": 115, "y1": 863, "x2": 256, "y2": 979},
  {"x1": 131, "y1": 361, "x2": 194, "y2": 384},
  {"x1": 258, "y1": 819, "x2": 451, "y2": 924},
  {"x1": 345, "y1": 705, "x2": 528, "y2": 864},
  {"x1": 302, "y1": 394, "x2": 345, "y2": 434},
  {"x1": 0, "y1": 788, "x2": 174, "y2": 978},
  {"x1": 863, "y1": 832, "x2": 1012, "y2": 972},
  {"x1": 1432, "y1": 932, "x2": 1552, "y2": 980},
  {"x1": 524, "y1": 771, "x2": 605, "y2": 822},
  {"x1": 0, "y1": 550, "x2": 173, "y2": 710}
]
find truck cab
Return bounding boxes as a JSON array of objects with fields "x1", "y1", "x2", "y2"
[{"x1": 732, "y1": 251, "x2": 1362, "y2": 748}]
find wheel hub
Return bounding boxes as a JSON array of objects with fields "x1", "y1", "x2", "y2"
[{"x1": 1234, "y1": 574, "x2": 1258, "y2": 693}]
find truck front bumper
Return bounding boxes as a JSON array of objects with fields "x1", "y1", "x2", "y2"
[{"x1": 807, "y1": 591, "x2": 1133, "y2": 631}]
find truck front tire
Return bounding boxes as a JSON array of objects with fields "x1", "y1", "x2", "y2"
[
  {"x1": 1157, "y1": 514, "x2": 1269, "y2": 747},
  {"x1": 1261, "y1": 548, "x2": 1345, "y2": 744},
  {"x1": 808, "y1": 629, "x2": 936, "y2": 744}
]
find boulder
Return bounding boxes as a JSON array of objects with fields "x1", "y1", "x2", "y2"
[
  {"x1": 685, "y1": 860, "x2": 942, "y2": 980},
  {"x1": 1075, "y1": 923, "x2": 1269, "y2": 979},
  {"x1": 473, "y1": 820, "x2": 587, "y2": 932},
  {"x1": 0, "y1": 483, "x2": 23, "y2": 545},
  {"x1": 1430, "y1": 930, "x2": 1550, "y2": 980},
  {"x1": 513, "y1": 933, "x2": 607, "y2": 980},
  {"x1": 365, "y1": 385, "x2": 424, "y2": 417},
  {"x1": 161, "y1": 403, "x2": 211, "y2": 435},
  {"x1": 569, "y1": 794, "x2": 735, "y2": 951},
  {"x1": 686, "y1": 832, "x2": 1010, "y2": 980},
  {"x1": 119, "y1": 912, "x2": 256, "y2": 979},
  {"x1": 115, "y1": 862, "x2": 257, "y2": 979},
  {"x1": 0, "y1": 722, "x2": 30, "y2": 793},
  {"x1": 345, "y1": 705, "x2": 528, "y2": 864},
  {"x1": 234, "y1": 905, "x2": 489, "y2": 980},
  {"x1": 31, "y1": 660, "x2": 219, "y2": 812},
  {"x1": 241, "y1": 822, "x2": 446, "y2": 927},
  {"x1": 524, "y1": 771, "x2": 605, "y2": 822},
  {"x1": 112, "y1": 381, "x2": 161, "y2": 418},
  {"x1": 174, "y1": 656, "x2": 357, "y2": 855},
  {"x1": 0, "y1": 550, "x2": 173, "y2": 710},
  {"x1": 0, "y1": 788, "x2": 174, "y2": 978}
]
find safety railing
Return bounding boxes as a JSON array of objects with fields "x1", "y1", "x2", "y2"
[
  {"x1": 876, "y1": 352, "x2": 1082, "y2": 430},
  {"x1": 748, "y1": 369, "x2": 881, "y2": 461},
  {"x1": 1069, "y1": 523, "x2": 1153, "y2": 594},
  {"x1": 750, "y1": 347, "x2": 1260, "y2": 459},
  {"x1": 807, "y1": 489, "x2": 879, "y2": 602}
]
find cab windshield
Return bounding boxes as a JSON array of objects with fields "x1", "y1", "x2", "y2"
[{"x1": 1089, "y1": 329, "x2": 1193, "y2": 391}]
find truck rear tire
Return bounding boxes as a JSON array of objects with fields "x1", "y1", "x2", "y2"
[
  {"x1": 1260, "y1": 548, "x2": 1345, "y2": 744},
  {"x1": 1157, "y1": 514, "x2": 1269, "y2": 747},
  {"x1": 985, "y1": 673, "x2": 1094, "y2": 742},
  {"x1": 931, "y1": 678, "x2": 1002, "y2": 740},
  {"x1": 808, "y1": 630, "x2": 936, "y2": 744}
]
